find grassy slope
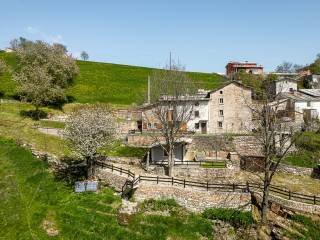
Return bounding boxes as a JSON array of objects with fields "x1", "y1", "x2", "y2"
[
  {"x1": 0, "y1": 52, "x2": 226, "y2": 105},
  {"x1": 0, "y1": 137, "x2": 213, "y2": 239}
]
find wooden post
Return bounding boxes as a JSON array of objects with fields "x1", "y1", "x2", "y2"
[
  {"x1": 157, "y1": 176, "x2": 159, "y2": 184},
  {"x1": 112, "y1": 165, "x2": 113, "y2": 172},
  {"x1": 289, "y1": 190, "x2": 291, "y2": 200},
  {"x1": 246, "y1": 181, "x2": 249, "y2": 192},
  {"x1": 207, "y1": 182, "x2": 209, "y2": 191},
  {"x1": 184, "y1": 179, "x2": 186, "y2": 188},
  {"x1": 172, "y1": 177, "x2": 174, "y2": 185},
  {"x1": 314, "y1": 195, "x2": 316, "y2": 204},
  {"x1": 120, "y1": 167, "x2": 122, "y2": 175},
  {"x1": 233, "y1": 183, "x2": 235, "y2": 191}
]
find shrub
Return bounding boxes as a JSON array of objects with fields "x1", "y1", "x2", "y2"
[
  {"x1": 285, "y1": 214, "x2": 320, "y2": 240},
  {"x1": 202, "y1": 208, "x2": 254, "y2": 227}
]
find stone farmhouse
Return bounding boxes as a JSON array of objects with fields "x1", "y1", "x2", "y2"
[{"x1": 140, "y1": 81, "x2": 253, "y2": 135}]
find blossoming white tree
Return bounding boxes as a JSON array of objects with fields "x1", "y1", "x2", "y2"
[{"x1": 64, "y1": 104, "x2": 117, "y2": 179}]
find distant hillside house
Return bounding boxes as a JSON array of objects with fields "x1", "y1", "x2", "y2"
[
  {"x1": 140, "y1": 81, "x2": 253, "y2": 135},
  {"x1": 226, "y1": 61, "x2": 263, "y2": 79},
  {"x1": 268, "y1": 77, "x2": 298, "y2": 97}
]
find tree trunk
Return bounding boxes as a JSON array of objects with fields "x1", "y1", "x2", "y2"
[
  {"x1": 168, "y1": 147, "x2": 174, "y2": 177},
  {"x1": 146, "y1": 150, "x2": 150, "y2": 168},
  {"x1": 261, "y1": 178, "x2": 270, "y2": 224},
  {"x1": 86, "y1": 157, "x2": 95, "y2": 179}
]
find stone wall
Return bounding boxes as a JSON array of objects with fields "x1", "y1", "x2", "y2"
[
  {"x1": 95, "y1": 168, "x2": 129, "y2": 192},
  {"x1": 97, "y1": 156, "x2": 142, "y2": 166},
  {"x1": 134, "y1": 182, "x2": 251, "y2": 212},
  {"x1": 127, "y1": 134, "x2": 156, "y2": 147},
  {"x1": 172, "y1": 165, "x2": 237, "y2": 182},
  {"x1": 277, "y1": 163, "x2": 313, "y2": 176},
  {"x1": 253, "y1": 193, "x2": 320, "y2": 215}
]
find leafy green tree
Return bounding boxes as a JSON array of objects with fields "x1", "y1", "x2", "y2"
[
  {"x1": 80, "y1": 51, "x2": 89, "y2": 61},
  {"x1": 13, "y1": 40, "x2": 79, "y2": 115}
]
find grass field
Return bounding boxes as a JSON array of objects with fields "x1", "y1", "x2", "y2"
[
  {"x1": 0, "y1": 52, "x2": 226, "y2": 106},
  {"x1": 0, "y1": 137, "x2": 214, "y2": 239}
]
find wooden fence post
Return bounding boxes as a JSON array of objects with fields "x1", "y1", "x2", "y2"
[
  {"x1": 207, "y1": 182, "x2": 209, "y2": 191},
  {"x1": 314, "y1": 195, "x2": 316, "y2": 204},
  {"x1": 172, "y1": 177, "x2": 174, "y2": 185},
  {"x1": 232, "y1": 183, "x2": 235, "y2": 191},
  {"x1": 184, "y1": 179, "x2": 186, "y2": 188},
  {"x1": 246, "y1": 181, "x2": 249, "y2": 192},
  {"x1": 157, "y1": 176, "x2": 159, "y2": 184},
  {"x1": 120, "y1": 167, "x2": 122, "y2": 175},
  {"x1": 112, "y1": 165, "x2": 113, "y2": 172},
  {"x1": 289, "y1": 190, "x2": 291, "y2": 200}
]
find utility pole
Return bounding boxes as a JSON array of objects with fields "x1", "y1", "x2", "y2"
[
  {"x1": 147, "y1": 75, "x2": 150, "y2": 104},
  {"x1": 169, "y1": 51, "x2": 172, "y2": 70}
]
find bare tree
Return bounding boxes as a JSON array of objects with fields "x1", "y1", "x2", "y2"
[
  {"x1": 64, "y1": 104, "x2": 117, "y2": 179},
  {"x1": 80, "y1": 51, "x2": 89, "y2": 61},
  {"x1": 144, "y1": 62, "x2": 196, "y2": 176},
  {"x1": 246, "y1": 84, "x2": 302, "y2": 225}
]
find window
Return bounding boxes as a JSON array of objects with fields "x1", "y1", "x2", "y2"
[
  {"x1": 220, "y1": 90, "x2": 223, "y2": 94},
  {"x1": 195, "y1": 101, "x2": 199, "y2": 106},
  {"x1": 219, "y1": 98, "x2": 224, "y2": 104},
  {"x1": 307, "y1": 101, "x2": 311, "y2": 107},
  {"x1": 219, "y1": 110, "x2": 224, "y2": 116},
  {"x1": 218, "y1": 121, "x2": 223, "y2": 128},
  {"x1": 195, "y1": 111, "x2": 200, "y2": 117},
  {"x1": 195, "y1": 123, "x2": 199, "y2": 129}
]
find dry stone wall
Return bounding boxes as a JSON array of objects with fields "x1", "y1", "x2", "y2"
[
  {"x1": 277, "y1": 163, "x2": 313, "y2": 176},
  {"x1": 172, "y1": 166, "x2": 238, "y2": 182},
  {"x1": 96, "y1": 168, "x2": 128, "y2": 191},
  {"x1": 134, "y1": 182, "x2": 251, "y2": 212}
]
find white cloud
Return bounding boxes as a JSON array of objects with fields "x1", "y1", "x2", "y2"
[
  {"x1": 24, "y1": 26, "x2": 64, "y2": 44},
  {"x1": 25, "y1": 26, "x2": 39, "y2": 34}
]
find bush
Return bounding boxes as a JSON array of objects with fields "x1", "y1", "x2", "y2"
[
  {"x1": 202, "y1": 208, "x2": 254, "y2": 227},
  {"x1": 140, "y1": 199, "x2": 180, "y2": 211},
  {"x1": 285, "y1": 214, "x2": 320, "y2": 240}
]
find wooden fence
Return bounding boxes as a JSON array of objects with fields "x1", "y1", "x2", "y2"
[
  {"x1": 150, "y1": 160, "x2": 227, "y2": 168},
  {"x1": 95, "y1": 161, "x2": 320, "y2": 205}
]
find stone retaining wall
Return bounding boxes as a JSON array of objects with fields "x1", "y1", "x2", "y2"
[
  {"x1": 277, "y1": 163, "x2": 313, "y2": 176},
  {"x1": 172, "y1": 165, "x2": 238, "y2": 181},
  {"x1": 134, "y1": 182, "x2": 251, "y2": 212},
  {"x1": 96, "y1": 168, "x2": 128, "y2": 191},
  {"x1": 253, "y1": 193, "x2": 320, "y2": 215}
]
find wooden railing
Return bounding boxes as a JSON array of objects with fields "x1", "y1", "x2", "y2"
[
  {"x1": 95, "y1": 161, "x2": 320, "y2": 205},
  {"x1": 149, "y1": 160, "x2": 227, "y2": 168}
]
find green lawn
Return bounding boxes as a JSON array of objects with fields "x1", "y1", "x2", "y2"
[
  {"x1": 0, "y1": 52, "x2": 226, "y2": 106},
  {"x1": 0, "y1": 137, "x2": 214, "y2": 239},
  {"x1": 283, "y1": 131, "x2": 320, "y2": 168},
  {"x1": 38, "y1": 120, "x2": 65, "y2": 129}
]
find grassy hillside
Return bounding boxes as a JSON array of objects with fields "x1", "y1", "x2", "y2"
[
  {"x1": 0, "y1": 52, "x2": 226, "y2": 106},
  {"x1": 0, "y1": 137, "x2": 214, "y2": 239}
]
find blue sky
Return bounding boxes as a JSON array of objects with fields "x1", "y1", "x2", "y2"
[{"x1": 0, "y1": 0, "x2": 319, "y2": 73}]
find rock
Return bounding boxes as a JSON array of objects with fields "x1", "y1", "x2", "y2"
[
  {"x1": 117, "y1": 200, "x2": 138, "y2": 225},
  {"x1": 42, "y1": 219, "x2": 59, "y2": 237}
]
